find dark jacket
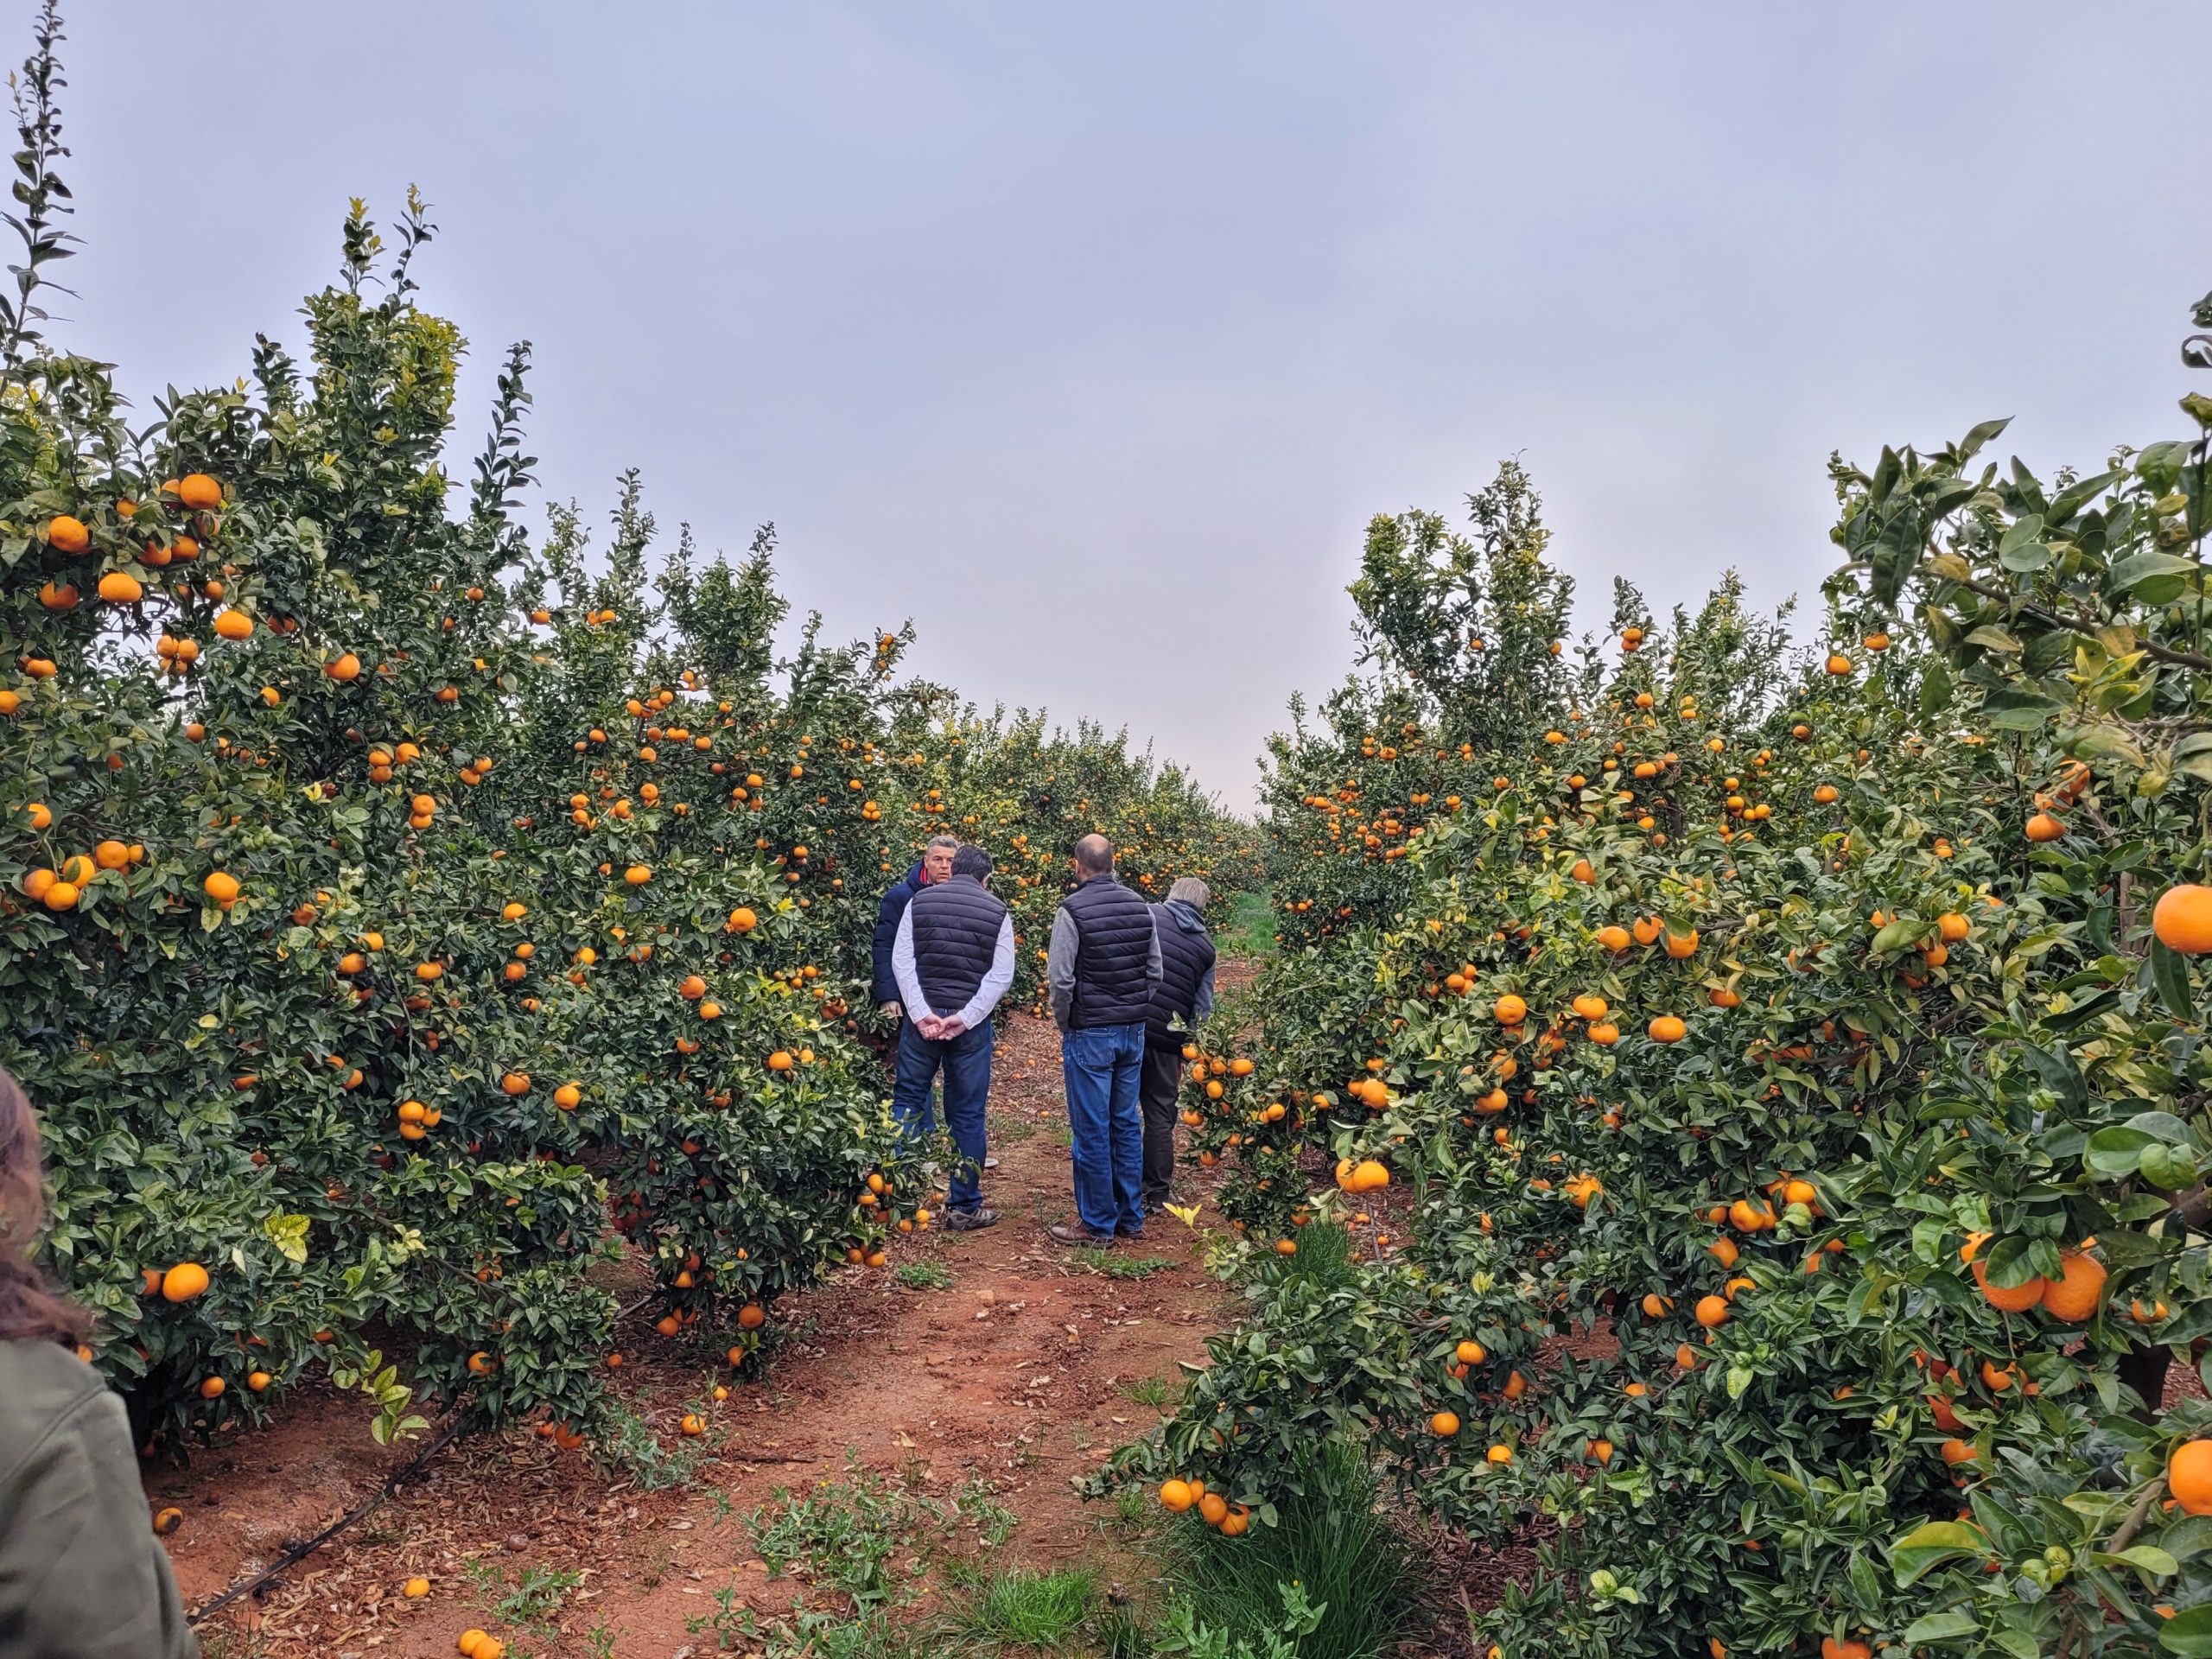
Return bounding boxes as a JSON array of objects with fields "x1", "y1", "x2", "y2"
[
  {"x1": 871, "y1": 861, "x2": 927, "y2": 1005},
  {"x1": 908, "y1": 874, "x2": 1010, "y2": 1018},
  {"x1": 1049, "y1": 874, "x2": 1161, "y2": 1030},
  {"x1": 0, "y1": 1339, "x2": 199, "y2": 1657},
  {"x1": 1146, "y1": 899, "x2": 1217, "y2": 1051}
]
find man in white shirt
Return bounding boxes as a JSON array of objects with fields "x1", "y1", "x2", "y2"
[{"x1": 889, "y1": 843, "x2": 1015, "y2": 1229}]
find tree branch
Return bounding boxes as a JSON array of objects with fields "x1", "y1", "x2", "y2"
[
  {"x1": 1948, "y1": 574, "x2": 2212, "y2": 675},
  {"x1": 2107, "y1": 1475, "x2": 2166, "y2": 1555}
]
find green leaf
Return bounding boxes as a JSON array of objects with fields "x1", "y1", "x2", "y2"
[
  {"x1": 1999, "y1": 541, "x2": 2053, "y2": 573},
  {"x1": 1920, "y1": 659, "x2": 1955, "y2": 716},
  {"x1": 1985, "y1": 687, "x2": 2060, "y2": 731},
  {"x1": 1964, "y1": 626, "x2": 2022, "y2": 652},
  {"x1": 2162, "y1": 1605, "x2": 2212, "y2": 1657},
  {"x1": 2160, "y1": 1515, "x2": 2212, "y2": 1560},
  {"x1": 2153, "y1": 939, "x2": 2197, "y2": 1020},
  {"x1": 2016, "y1": 1041, "x2": 2089, "y2": 1110},
  {"x1": 2094, "y1": 1544, "x2": 2178, "y2": 1575},
  {"x1": 1991, "y1": 694, "x2": 2052, "y2": 734},
  {"x1": 2110, "y1": 550, "x2": 2203, "y2": 592},
  {"x1": 1982, "y1": 1235, "x2": 2041, "y2": 1288},
  {"x1": 2138, "y1": 440, "x2": 2194, "y2": 492},
  {"x1": 1958, "y1": 416, "x2": 2012, "y2": 461},
  {"x1": 2126, "y1": 1110, "x2": 2196, "y2": 1145},
  {"x1": 1901, "y1": 1610, "x2": 1980, "y2": 1641},
  {"x1": 2176, "y1": 733, "x2": 2212, "y2": 785},
  {"x1": 2085, "y1": 1126, "x2": 2157, "y2": 1178},
  {"x1": 1999, "y1": 514, "x2": 2045, "y2": 554},
  {"x1": 1891, "y1": 1520, "x2": 1982, "y2": 1586},
  {"x1": 1872, "y1": 918, "x2": 1933, "y2": 954},
  {"x1": 1847, "y1": 1548, "x2": 1881, "y2": 1608}
]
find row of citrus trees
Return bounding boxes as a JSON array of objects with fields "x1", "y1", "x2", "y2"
[
  {"x1": 0, "y1": 22, "x2": 1253, "y2": 1452},
  {"x1": 1103, "y1": 334, "x2": 2212, "y2": 1656}
]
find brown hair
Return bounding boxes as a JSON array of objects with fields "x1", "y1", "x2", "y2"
[{"x1": 0, "y1": 1069, "x2": 90, "y2": 1344}]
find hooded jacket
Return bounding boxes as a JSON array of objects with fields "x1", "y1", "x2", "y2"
[
  {"x1": 1145, "y1": 899, "x2": 1217, "y2": 1051},
  {"x1": 871, "y1": 861, "x2": 929, "y2": 1005}
]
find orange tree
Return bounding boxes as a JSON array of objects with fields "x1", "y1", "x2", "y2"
[
  {"x1": 1099, "y1": 302, "x2": 2212, "y2": 1658},
  {"x1": 2, "y1": 7, "x2": 1255, "y2": 1456},
  {"x1": 0, "y1": 139, "x2": 620, "y2": 1447}
]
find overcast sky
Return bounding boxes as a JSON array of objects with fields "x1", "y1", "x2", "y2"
[{"x1": 47, "y1": 3, "x2": 2212, "y2": 807}]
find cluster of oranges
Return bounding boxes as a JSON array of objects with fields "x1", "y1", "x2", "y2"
[
  {"x1": 21, "y1": 834, "x2": 145, "y2": 910},
  {"x1": 1157, "y1": 1475, "x2": 1251, "y2": 1535}
]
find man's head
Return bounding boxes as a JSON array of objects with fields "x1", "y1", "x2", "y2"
[
  {"x1": 1072, "y1": 834, "x2": 1115, "y2": 878},
  {"x1": 923, "y1": 836, "x2": 959, "y2": 884},
  {"x1": 1166, "y1": 877, "x2": 1211, "y2": 910},
  {"x1": 951, "y1": 845, "x2": 994, "y2": 882}
]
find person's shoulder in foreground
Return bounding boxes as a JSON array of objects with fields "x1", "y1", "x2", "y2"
[
  {"x1": 0, "y1": 1064, "x2": 200, "y2": 1659},
  {"x1": 0, "y1": 1338, "x2": 201, "y2": 1658}
]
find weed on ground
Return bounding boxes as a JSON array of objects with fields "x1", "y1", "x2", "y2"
[{"x1": 1160, "y1": 1440, "x2": 1415, "y2": 1659}]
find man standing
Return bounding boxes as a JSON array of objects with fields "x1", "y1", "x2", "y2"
[
  {"x1": 874, "y1": 835, "x2": 958, "y2": 1022},
  {"x1": 1141, "y1": 877, "x2": 1216, "y2": 1214},
  {"x1": 889, "y1": 844, "x2": 1013, "y2": 1230},
  {"x1": 1046, "y1": 834, "x2": 1160, "y2": 1246}
]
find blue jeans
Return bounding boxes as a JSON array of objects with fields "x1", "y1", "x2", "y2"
[
  {"x1": 1061, "y1": 1021, "x2": 1146, "y2": 1236},
  {"x1": 892, "y1": 1019, "x2": 992, "y2": 1212}
]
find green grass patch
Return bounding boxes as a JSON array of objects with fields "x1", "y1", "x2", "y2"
[
  {"x1": 1070, "y1": 1246, "x2": 1173, "y2": 1280},
  {"x1": 945, "y1": 1566, "x2": 1096, "y2": 1649},
  {"x1": 1160, "y1": 1440, "x2": 1415, "y2": 1659},
  {"x1": 1214, "y1": 886, "x2": 1278, "y2": 960},
  {"x1": 896, "y1": 1261, "x2": 955, "y2": 1291}
]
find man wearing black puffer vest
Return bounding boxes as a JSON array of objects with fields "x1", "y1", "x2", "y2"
[
  {"x1": 1141, "y1": 877, "x2": 1216, "y2": 1213},
  {"x1": 1046, "y1": 834, "x2": 1161, "y2": 1245},
  {"x1": 890, "y1": 844, "x2": 1014, "y2": 1230}
]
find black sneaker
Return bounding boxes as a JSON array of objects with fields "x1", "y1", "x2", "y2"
[
  {"x1": 944, "y1": 1207, "x2": 999, "y2": 1232},
  {"x1": 1116, "y1": 1225, "x2": 1145, "y2": 1240}
]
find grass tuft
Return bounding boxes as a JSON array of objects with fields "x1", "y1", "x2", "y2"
[
  {"x1": 1257, "y1": 1218, "x2": 1359, "y2": 1292},
  {"x1": 946, "y1": 1566, "x2": 1096, "y2": 1649},
  {"x1": 896, "y1": 1261, "x2": 955, "y2": 1290},
  {"x1": 1121, "y1": 1373, "x2": 1173, "y2": 1408},
  {"x1": 1161, "y1": 1439, "x2": 1415, "y2": 1659}
]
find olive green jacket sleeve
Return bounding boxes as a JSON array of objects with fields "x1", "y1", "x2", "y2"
[{"x1": 0, "y1": 1338, "x2": 199, "y2": 1659}]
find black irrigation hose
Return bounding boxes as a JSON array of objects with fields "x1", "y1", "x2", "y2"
[{"x1": 185, "y1": 1414, "x2": 467, "y2": 1626}]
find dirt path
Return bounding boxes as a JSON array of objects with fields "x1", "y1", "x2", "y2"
[{"x1": 166, "y1": 1005, "x2": 1238, "y2": 1658}]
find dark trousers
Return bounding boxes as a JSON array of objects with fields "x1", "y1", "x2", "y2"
[
  {"x1": 891, "y1": 1020, "x2": 992, "y2": 1211},
  {"x1": 1139, "y1": 1045, "x2": 1183, "y2": 1207}
]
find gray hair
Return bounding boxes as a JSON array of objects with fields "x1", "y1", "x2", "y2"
[
  {"x1": 1074, "y1": 834, "x2": 1115, "y2": 875},
  {"x1": 1166, "y1": 877, "x2": 1211, "y2": 909},
  {"x1": 925, "y1": 835, "x2": 960, "y2": 854},
  {"x1": 951, "y1": 845, "x2": 994, "y2": 879}
]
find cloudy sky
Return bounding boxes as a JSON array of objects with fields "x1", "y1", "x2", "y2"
[{"x1": 48, "y1": 3, "x2": 2212, "y2": 806}]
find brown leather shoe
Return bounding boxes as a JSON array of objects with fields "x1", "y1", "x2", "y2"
[{"x1": 1048, "y1": 1224, "x2": 1113, "y2": 1247}]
